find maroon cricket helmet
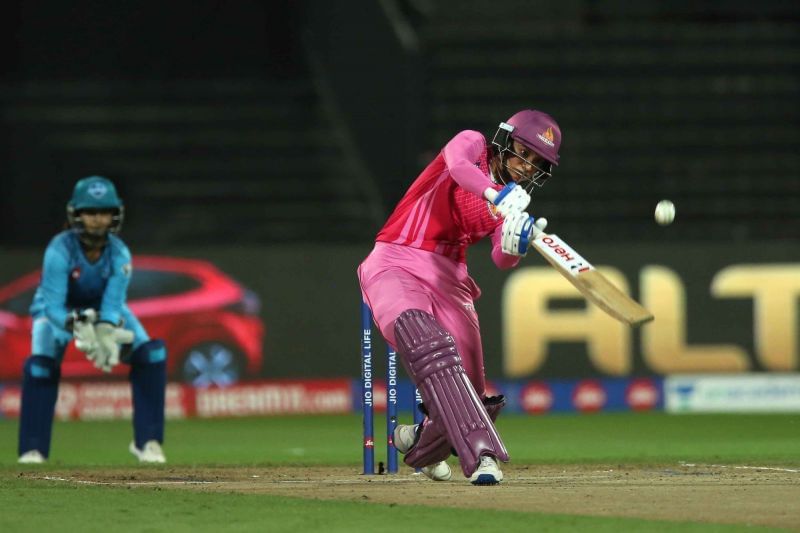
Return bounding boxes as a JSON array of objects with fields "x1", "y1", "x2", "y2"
[{"x1": 505, "y1": 109, "x2": 561, "y2": 166}]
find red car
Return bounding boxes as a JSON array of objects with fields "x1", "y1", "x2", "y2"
[{"x1": 0, "y1": 256, "x2": 264, "y2": 386}]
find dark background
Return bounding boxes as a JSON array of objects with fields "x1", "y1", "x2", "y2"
[
  {"x1": 1, "y1": 0, "x2": 797, "y2": 248},
  {"x1": 0, "y1": 1, "x2": 798, "y2": 379}
]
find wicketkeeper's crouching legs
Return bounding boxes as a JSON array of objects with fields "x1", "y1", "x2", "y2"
[
  {"x1": 127, "y1": 340, "x2": 167, "y2": 449},
  {"x1": 393, "y1": 309, "x2": 508, "y2": 478}
]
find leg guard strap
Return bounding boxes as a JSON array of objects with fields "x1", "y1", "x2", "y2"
[{"x1": 394, "y1": 310, "x2": 508, "y2": 477}]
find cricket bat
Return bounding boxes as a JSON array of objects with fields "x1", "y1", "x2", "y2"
[{"x1": 531, "y1": 233, "x2": 654, "y2": 327}]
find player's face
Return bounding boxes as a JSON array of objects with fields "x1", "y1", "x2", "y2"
[
  {"x1": 503, "y1": 140, "x2": 553, "y2": 191},
  {"x1": 79, "y1": 209, "x2": 114, "y2": 236},
  {"x1": 506, "y1": 140, "x2": 543, "y2": 182}
]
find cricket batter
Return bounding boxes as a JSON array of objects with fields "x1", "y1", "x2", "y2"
[
  {"x1": 358, "y1": 110, "x2": 561, "y2": 484},
  {"x1": 17, "y1": 176, "x2": 168, "y2": 464}
]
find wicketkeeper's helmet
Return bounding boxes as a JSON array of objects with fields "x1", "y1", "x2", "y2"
[{"x1": 66, "y1": 176, "x2": 125, "y2": 234}]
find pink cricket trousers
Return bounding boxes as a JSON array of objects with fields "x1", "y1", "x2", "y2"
[{"x1": 357, "y1": 242, "x2": 487, "y2": 396}]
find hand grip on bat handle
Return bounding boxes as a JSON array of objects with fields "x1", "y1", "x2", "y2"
[
  {"x1": 530, "y1": 217, "x2": 548, "y2": 239},
  {"x1": 485, "y1": 188, "x2": 547, "y2": 230}
]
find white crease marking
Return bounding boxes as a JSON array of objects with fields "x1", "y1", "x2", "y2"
[
  {"x1": 42, "y1": 476, "x2": 216, "y2": 485},
  {"x1": 680, "y1": 463, "x2": 800, "y2": 473}
]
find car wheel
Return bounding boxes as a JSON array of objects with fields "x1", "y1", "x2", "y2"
[{"x1": 180, "y1": 342, "x2": 245, "y2": 387}]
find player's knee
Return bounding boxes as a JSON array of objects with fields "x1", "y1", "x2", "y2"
[
  {"x1": 23, "y1": 355, "x2": 61, "y2": 383},
  {"x1": 128, "y1": 340, "x2": 167, "y2": 366},
  {"x1": 394, "y1": 310, "x2": 460, "y2": 378}
]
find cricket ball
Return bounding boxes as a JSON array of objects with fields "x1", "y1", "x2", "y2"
[{"x1": 654, "y1": 200, "x2": 675, "y2": 226}]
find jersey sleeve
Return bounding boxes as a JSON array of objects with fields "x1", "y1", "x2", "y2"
[
  {"x1": 99, "y1": 240, "x2": 132, "y2": 325},
  {"x1": 38, "y1": 242, "x2": 72, "y2": 330},
  {"x1": 442, "y1": 130, "x2": 498, "y2": 198},
  {"x1": 490, "y1": 224, "x2": 522, "y2": 270}
]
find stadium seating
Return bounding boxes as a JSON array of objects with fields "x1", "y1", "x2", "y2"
[{"x1": 417, "y1": 0, "x2": 800, "y2": 241}]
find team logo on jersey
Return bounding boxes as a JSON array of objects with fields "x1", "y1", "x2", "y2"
[
  {"x1": 487, "y1": 200, "x2": 500, "y2": 219},
  {"x1": 70, "y1": 267, "x2": 81, "y2": 280},
  {"x1": 88, "y1": 181, "x2": 108, "y2": 199},
  {"x1": 121, "y1": 263, "x2": 132, "y2": 276},
  {"x1": 537, "y1": 127, "x2": 555, "y2": 147}
]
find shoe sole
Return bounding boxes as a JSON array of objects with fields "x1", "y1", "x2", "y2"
[{"x1": 470, "y1": 473, "x2": 501, "y2": 485}]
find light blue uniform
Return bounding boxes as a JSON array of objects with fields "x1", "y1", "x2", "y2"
[
  {"x1": 19, "y1": 175, "x2": 166, "y2": 461},
  {"x1": 30, "y1": 230, "x2": 149, "y2": 359}
]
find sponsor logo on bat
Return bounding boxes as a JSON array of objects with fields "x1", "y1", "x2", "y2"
[{"x1": 540, "y1": 236, "x2": 591, "y2": 273}]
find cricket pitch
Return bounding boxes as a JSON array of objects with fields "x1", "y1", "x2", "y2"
[{"x1": 26, "y1": 463, "x2": 800, "y2": 529}]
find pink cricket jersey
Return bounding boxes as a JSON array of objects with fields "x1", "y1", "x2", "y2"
[
  {"x1": 376, "y1": 130, "x2": 520, "y2": 268},
  {"x1": 359, "y1": 131, "x2": 522, "y2": 386}
]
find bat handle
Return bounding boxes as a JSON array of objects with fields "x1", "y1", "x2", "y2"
[{"x1": 530, "y1": 217, "x2": 548, "y2": 239}]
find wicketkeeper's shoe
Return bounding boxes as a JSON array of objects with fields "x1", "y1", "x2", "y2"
[
  {"x1": 421, "y1": 461, "x2": 452, "y2": 481},
  {"x1": 18, "y1": 450, "x2": 45, "y2": 464},
  {"x1": 129, "y1": 440, "x2": 166, "y2": 464},
  {"x1": 470, "y1": 455, "x2": 503, "y2": 485},
  {"x1": 393, "y1": 424, "x2": 418, "y2": 454}
]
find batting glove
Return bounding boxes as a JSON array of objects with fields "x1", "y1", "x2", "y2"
[
  {"x1": 490, "y1": 182, "x2": 531, "y2": 218},
  {"x1": 501, "y1": 212, "x2": 533, "y2": 256},
  {"x1": 501, "y1": 213, "x2": 547, "y2": 256}
]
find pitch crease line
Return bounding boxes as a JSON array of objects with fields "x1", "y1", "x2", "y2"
[
  {"x1": 41, "y1": 476, "x2": 218, "y2": 485},
  {"x1": 680, "y1": 463, "x2": 800, "y2": 473}
]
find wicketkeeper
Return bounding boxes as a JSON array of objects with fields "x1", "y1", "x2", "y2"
[
  {"x1": 358, "y1": 109, "x2": 562, "y2": 484},
  {"x1": 17, "y1": 176, "x2": 168, "y2": 464}
]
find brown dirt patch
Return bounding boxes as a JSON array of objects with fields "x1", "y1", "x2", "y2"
[{"x1": 23, "y1": 463, "x2": 800, "y2": 529}]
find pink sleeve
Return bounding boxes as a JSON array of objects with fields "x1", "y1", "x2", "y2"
[
  {"x1": 442, "y1": 130, "x2": 498, "y2": 198},
  {"x1": 490, "y1": 225, "x2": 521, "y2": 270}
]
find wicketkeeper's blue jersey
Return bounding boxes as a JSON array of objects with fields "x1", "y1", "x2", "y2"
[{"x1": 30, "y1": 230, "x2": 133, "y2": 330}]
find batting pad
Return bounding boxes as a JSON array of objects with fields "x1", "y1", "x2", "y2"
[
  {"x1": 404, "y1": 415, "x2": 453, "y2": 468},
  {"x1": 394, "y1": 310, "x2": 508, "y2": 477},
  {"x1": 405, "y1": 395, "x2": 507, "y2": 468}
]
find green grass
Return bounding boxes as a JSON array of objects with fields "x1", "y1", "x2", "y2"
[
  {"x1": 1, "y1": 413, "x2": 797, "y2": 532},
  {"x1": 0, "y1": 478, "x2": 783, "y2": 533},
  {"x1": 2, "y1": 413, "x2": 798, "y2": 467}
]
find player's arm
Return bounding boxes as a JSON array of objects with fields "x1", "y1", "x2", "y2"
[
  {"x1": 443, "y1": 130, "x2": 500, "y2": 198},
  {"x1": 444, "y1": 131, "x2": 531, "y2": 215},
  {"x1": 98, "y1": 242, "x2": 132, "y2": 325},
  {"x1": 38, "y1": 245, "x2": 72, "y2": 331},
  {"x1": 93, "y1": 242, "x2": 134, "y2": 372},
  {"x1": 490, "y1": 224, "x2": 522, "y2": 270}
]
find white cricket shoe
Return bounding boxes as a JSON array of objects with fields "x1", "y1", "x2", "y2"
[
  {"x1": 470, "y1": 455, "x2": 503, "y2": 485},
  {"x1": 18, "y1": 450, "x2": 45, "y2": 464},
  {"x1": 421, "y1": 461, "x2": 452, "y2": 481},
  {"x1": 393, "y1": 424, "x2": 418, "y2": 454},
  {"x1": 129, "y1": 440, "x2": 166, "y2": 464},
  {"x1": 393, "y1": 424, "x2": 451, "y2": 481}
]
